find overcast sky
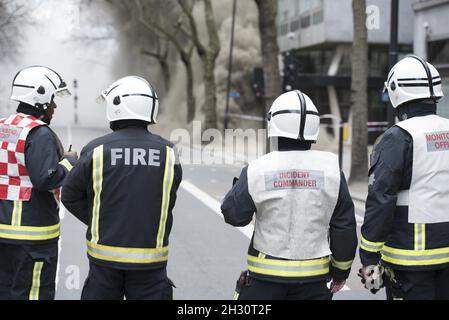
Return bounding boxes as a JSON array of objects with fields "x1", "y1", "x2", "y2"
[{"x1": 0, "y1": 0, "x2": 118, "y2": 127}]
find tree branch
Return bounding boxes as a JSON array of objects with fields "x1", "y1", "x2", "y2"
[{"x1": 177, "y1": 0, "x2": 206, "y2": 57}]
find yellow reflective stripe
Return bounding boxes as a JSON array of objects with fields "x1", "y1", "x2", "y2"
[
  {"x1": 247, "y1": 255, "x2": 330, "y2": 278},
  {"x1": 360, "y1": 235, "x2": 384, "y2": 253},
  {"x1": 422, "y1": 224, "x2": 426, "y2": 250},
  {"x1": 414, "y1": 224, "x2": 419, "y2": 251},
  {"x1": 382, "y1": 245, "x2": 449, "y2": 266},
  {"x1": 0, "y1": 223, "x2": 60, "y2": 241},
  {"x1": 156, "y1": 147, "x2": 175, "y2": 248},
  {"x1": 232, "y1": 291, "x2": 239, "y2": 300},
  {"x1": 330, "y1": 256, "x2": 353, "y2": 271},
  {"x1": 414, "y1": 224, "x2": 426, "y2": 251},
  {"x1": 11, "y1": 201, "x2": 22, "y2": 226},
  {"x1": 87, "y1": 241, "x2": 168, "y2": 264},
  {"x1": 248, "y1": 265, "x2": 329, "y2": 277},
  {"x1": 91, "y1": 145, "x2": 104, "y2": 244},
  {"x1": 59, "y1": 158, "x2": 73, "y2": 171},
  {"x1": 248, "y1": 255, "x2": 329, "y2": 267},
  {"x1": 29, "y1": 262, "x2": 43, "y2": 300},
  {"x1": 258, "y1": 252, "x2": 266, "y2": 259}
]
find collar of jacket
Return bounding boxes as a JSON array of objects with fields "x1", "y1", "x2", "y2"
[
  {"x1": 397, "y1": 101, "x2": 437, "y2": 121},
  {"x1": 277, "y1": 137, "x2": 312, "y2": 151},
  {"x1": 110, "y1": 120, "x2": 150, "y2": 131},
  {"x1": 16, "y1": 103, "x2": 47, "y2": 122}
]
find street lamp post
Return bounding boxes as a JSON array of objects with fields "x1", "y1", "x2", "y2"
[
  {"x1": 387, "y1": 0, "x2": 400, "y2": 127},
  {"x1": 73, "y1": 79, "x2": 79, "y2": 125}
]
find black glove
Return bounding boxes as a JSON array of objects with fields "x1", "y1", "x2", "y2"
[{"x1": 238, "y1": 270, "x2": 250, "y2": 288}]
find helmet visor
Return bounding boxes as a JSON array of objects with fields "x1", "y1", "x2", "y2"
[
  {"x1": 54, "y1": 79, "x2": 72, "y2": 98},
  {"x1": 96, "y1": 90, "x2": 107, "y2": 104},
  {"x1": 383, "y1": 81, "x2": 388, "y2": 94},
  {"x1": 54, "y1": 87, "x2": 72, "y2": 98}
]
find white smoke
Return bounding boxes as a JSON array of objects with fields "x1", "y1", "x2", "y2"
[
  {"x1": 0, "y1": 0, "x2": 119, "y2": 128},
  {"x1": 156, "y1": 0, "x2": 262, "y2": 136}
]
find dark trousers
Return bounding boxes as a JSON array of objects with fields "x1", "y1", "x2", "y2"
[
  {"x1": 0, "y1": 242, "x2": 58, "y2": 300},
  {"x1": 237, "y1": 276, "x2": 332, "y2": 300},
  {"x1": 81, "y1": 261, "x2": 174, "y2": 300},
  {"x1": 386, "y1": 267, "x2": 449, "y2": 300}
]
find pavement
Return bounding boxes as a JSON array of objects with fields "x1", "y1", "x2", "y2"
[{"x1": 50, "y1": 125, "x2": 386, "y2": 300}]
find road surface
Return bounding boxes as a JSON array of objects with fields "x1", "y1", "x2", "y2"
[{"x1": 52, "y1": 126, "x2": 386, "y2": 300}]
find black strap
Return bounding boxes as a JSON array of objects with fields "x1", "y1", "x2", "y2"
[
  {"x1": 272, "y1": 110, "x2": 300, "y2": 117},
  {"x1": 13, "y1": 84, "x2": 35, "y2": 89},
  {"x1": 407, "y1": 55, "x2": 435, "y2": 99},
  {"x1": 296, "y1": 90, "x2": 307, "y2": 140}
]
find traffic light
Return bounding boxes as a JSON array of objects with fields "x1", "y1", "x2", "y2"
[{"x1": 253, "y1": 67, "x2": 265, "y2": 98}]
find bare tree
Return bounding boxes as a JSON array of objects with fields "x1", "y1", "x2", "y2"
[
  {"x1": 178, "y1": 0, "x2": 220, "y2": 130},
  {"x1": 349, "y1": 0, "x2": 369, "y2": 184},
  {"x1": 254, "y1": 0, "x2": 282, "y2": 112},
  {"x1": 135, "y1": 0, "x2": 197, "y2": 123},
  {"x1": 0, "y1": 0, "x2": 29, "y2": 60},
  {"x1": 141, "y1": 39, "x2": 171, "y2": 93},
  {"x1": 79, "y1": 0, "x2": 222, "y2": 127},
  {"x1": 77, "y1": 0, "x2": 180, "y2": 111}
]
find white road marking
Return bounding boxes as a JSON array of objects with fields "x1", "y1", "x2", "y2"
[{"x1": 180, "y1": 180, "x2": 352, "y2": 292}]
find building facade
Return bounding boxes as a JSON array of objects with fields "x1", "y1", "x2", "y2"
[
  {"x1": 413, "y1": 0, "x2": 449, "y2": 117},
  {"x1": 276, "y1": 0, "x2": 448, "y2": 143}
]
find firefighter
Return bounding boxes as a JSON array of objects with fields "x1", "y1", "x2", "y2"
[
  {"x1": 359, "y1": 55, "x2": 449, "y2": 300},
  {"x1": 61, "y1": 76, "x2": 182, "y2": 300},
  {"x1": 221, "y1": 90, "x2": 358, "y2": 300},
  {"x1": 0, "y1": 66, "x2": 76, "y2": 300}
]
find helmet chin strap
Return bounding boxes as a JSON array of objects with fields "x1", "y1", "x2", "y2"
[{"x1": 39, "y1": 112, "x2": 51, "y2": 125}]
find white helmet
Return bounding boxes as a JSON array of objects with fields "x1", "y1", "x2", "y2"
[
  {"x1": 97, "y1": 76, "x2": 159, "y2": 124},
  {"x1": 267, "y1": 90, "x2": 320, "y2": 141},
  {"x1": 10, "y1": 66, "x2": 71, "y2": 109},
  {"x1": 385, "y1": 55, "x2": 444, "y2": 108}
]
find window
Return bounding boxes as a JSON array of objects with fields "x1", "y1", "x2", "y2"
[
  {"x1": 298, "y1": 0, "x2": 323, "y2": 29},
  {"x1": 290, "y1": 18, "x2": 301, "y2": 32},
  {"x1": 301, "y1": 15, "x2": 310, "y2": 28},
  {"x1": 280, "y1": 23, "x2": 289, "y2": 36},
  {"x1": 428, "y1": 39, "x2": 449, "y2": 65},
  {"x1": 312, "y1": 10, "x2": 323, "y2": 25}
]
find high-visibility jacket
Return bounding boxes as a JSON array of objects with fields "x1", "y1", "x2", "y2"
[
  {"x1": 61, "y1": 123, "x2": 182, "y2": 270},
  {"x1": 361, "y1": 103, "x2": 449, "y2": 271},
  {"x1": 0, "y1": 110, "x2": 72, "y2": 244},
  {"x1": 221, "y1": 146, "x2": 357, "y2": 283}
]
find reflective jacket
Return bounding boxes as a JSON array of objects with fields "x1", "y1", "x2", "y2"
[
  {"x1": 360, "y1": 103, "x2": 449, "y2": 271},
  {"x1": 221, "y1": 146, "x2": 357, "y2": 284},
  {"x1": 0, "y1": 115, "x2": 72, "y2": 244},
  {"x1": 61, "y1": 124, "x2": 182, "y2": 270}
]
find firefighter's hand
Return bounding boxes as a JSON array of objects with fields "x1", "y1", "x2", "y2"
[
  {"x1": 64, "y1": 151, "x2": 79, "y2": 160},
  {"x1": 330, "y1": 278, "x2": 346, "y2": 293},
  {"x1": 358, "y1": 265, "x2": 384, "y2": 294}
]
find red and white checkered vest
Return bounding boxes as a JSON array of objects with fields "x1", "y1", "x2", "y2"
[{"x1": 0, "y1": 113, "x2": 47, "y2": 201}]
